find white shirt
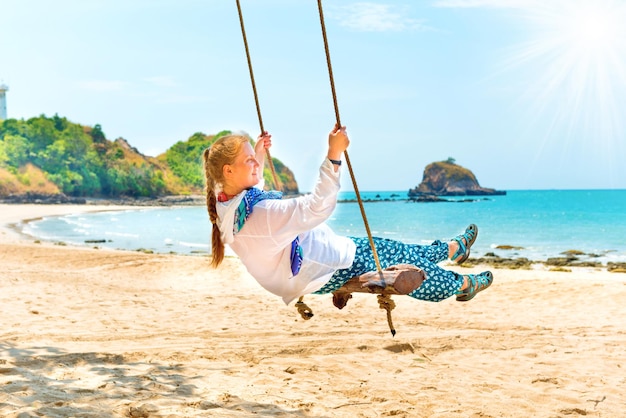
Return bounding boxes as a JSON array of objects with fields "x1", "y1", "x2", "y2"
[{"x1": 216, "y1": 159, "x2": 356, "y2": 305}]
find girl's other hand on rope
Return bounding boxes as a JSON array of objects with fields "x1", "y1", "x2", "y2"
[
  {"x1": 328, "y1": 124, "x2": 349, "y2": 165},
  {"x1": 255, "y1": 131, "x2": 272, "y2": 153},
  {"x1": 255, "y1": 131, "x2": 271, "y2": 167}
]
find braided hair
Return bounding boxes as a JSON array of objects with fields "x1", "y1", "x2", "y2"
[{"x1": 203, "y1": 135, "x2": 250, "y2": 267}]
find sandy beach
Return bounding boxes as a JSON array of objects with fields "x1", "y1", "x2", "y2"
[{"x1": 1, "y1": 203, "x2": 625, "y2": 417}]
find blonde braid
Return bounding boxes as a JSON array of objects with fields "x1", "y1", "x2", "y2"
[
  {"x1": 203, "y1": 148, "x2": 225, "y2": 267},
  {"x1": 202, "y1": 135, "x2": 250, "y2": 268}
]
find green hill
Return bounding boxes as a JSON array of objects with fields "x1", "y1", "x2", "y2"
[{"x1": 0, "y1": 115, "x2": 298, "y2": 198}]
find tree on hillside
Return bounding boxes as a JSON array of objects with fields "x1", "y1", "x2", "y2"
[
  {"x1": 90, "y1": 124, "x2": 106, "y2": 143},
  {"x1": 1, "y1": 134, "x2": 31, "y2": 167},
  {"x1": 165, "y1": 131, "x2": 230, "y2": 189}
]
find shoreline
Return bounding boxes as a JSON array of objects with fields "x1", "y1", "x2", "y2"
[
  {"x1": 1, "y1": 203, "x2": 625, "y2": 416},
  {"x1": 1, "y1": 203, "x2": 155, "y2": 245},
  {"x1": 4, "y1": 202, "x2": 625, "y2": 274}
]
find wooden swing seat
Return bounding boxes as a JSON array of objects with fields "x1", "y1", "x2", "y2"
[{"x1": 331, "y1": 264, "x2": 425, "y2": 309}]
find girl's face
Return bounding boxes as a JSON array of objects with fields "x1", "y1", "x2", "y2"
[{"x1": 223, "y1": 142, "x2": 261, "y2": 193}]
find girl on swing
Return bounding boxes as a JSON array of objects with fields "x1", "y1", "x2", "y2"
[{"x1": 202, "y1": 124, "x2": 493, "y2": 306}]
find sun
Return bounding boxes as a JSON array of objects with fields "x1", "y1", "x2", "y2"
[
  {"x1": 562, "y1": 2, "x2": 621, "y2": 50},
  {"x1": 501, "y1": 0, "x2": 626, "y2": 144}
]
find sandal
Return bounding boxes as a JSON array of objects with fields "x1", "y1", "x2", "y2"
[
  {"x1": 451, "y1": 224, "x2": 478, "y2": 264},
  {"x1": 456, "y1": 271, "x2": 493, "y2": 302}
]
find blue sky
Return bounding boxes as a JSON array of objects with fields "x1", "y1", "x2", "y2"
[{"x1": 2, "y1": 0, "x2": 626, "y2": 192}]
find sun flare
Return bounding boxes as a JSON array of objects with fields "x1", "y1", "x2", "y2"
[
  {"x1": 567, "y1": 3, "x2": 619, "y2": 47},
  {"x1": 501, "y1": 0, "x2": 626, "y2": 144}
]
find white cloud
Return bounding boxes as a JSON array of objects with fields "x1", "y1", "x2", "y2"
[
  {"x1": 76, "y1": 80, "x2": 129, "y2": 92},
  {"x1": 331, "y1": 2, "x2": 429, "y2": 32}
]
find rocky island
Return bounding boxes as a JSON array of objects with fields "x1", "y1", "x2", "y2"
[{"x1": 408, "y1": 158, "x2": 505, "y2": 200}]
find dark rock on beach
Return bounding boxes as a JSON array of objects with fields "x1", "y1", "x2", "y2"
[
  {"x1": 463, "y1": 253, "x2": 534, "y2": 269},
  {"x1": 1, "y1": 192, "x2": 86, "y2": 204},
  {"x1": 85, "y1": 195, "x2": 206, "y2": 206},
  {"x1": 1, "y1": 192, "x2": 206, "y2": 207},
  {"x1": 546, "y1": 256, "x2": 579, "y2": 266},
  {"x1": 496, "y1": 245, "x2": 525, "y2": 251},
  {"x1": 607, "y1": 262, "x2": 626, "y2": 273}
]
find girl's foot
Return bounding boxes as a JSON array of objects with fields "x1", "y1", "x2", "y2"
[
  {"x1": 450, "y1": 224, "x2": 478, "y2": 264},
  {"x1": 456, "y1": 271, "x2": 493, "y2": 301}
]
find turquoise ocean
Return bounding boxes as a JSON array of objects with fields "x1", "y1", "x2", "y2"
[{"x1": 20, "y1": 190, "x2": 626, "y2": 265}]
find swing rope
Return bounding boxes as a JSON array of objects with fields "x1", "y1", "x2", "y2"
[
  {"x1": 316, "y1": 0, "x2": 382, "y2": 276},
  {"x1": 237, "y1": 0, "x2": 313, "y2": 320},
  {"x1": 235, "y1": 0, "x2": 396, "y2": 335},
  {"x1": 235, "y1": 0, "x2": 281, "y2": 191},
  {"x1": 317, "y1": 0, "x2": 395, "y2": 336}
]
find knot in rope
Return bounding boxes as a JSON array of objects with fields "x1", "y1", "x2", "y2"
[
  {"x1": 296, "y1": 297, "x2": 314, "y2": 320},
  {"x1": 377, "y1": 294, "x2": 396, "y2": 337}
]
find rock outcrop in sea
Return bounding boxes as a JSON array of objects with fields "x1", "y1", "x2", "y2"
[{"x1": 408, "y1": 159, "x2": 505, "y2": 198}]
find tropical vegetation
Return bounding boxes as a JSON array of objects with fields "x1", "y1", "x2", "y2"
[{"x1": 0, "y1": 115, "x2": 298, "y2": 198}]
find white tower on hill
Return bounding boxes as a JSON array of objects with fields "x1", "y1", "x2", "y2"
[{"x1": 0, "y1": 84, "x2": 8, "y2": 121}]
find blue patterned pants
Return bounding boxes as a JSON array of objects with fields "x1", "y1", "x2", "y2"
[{"x1": 313, "y1": 237, "x2": 463, "y2": 302}]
